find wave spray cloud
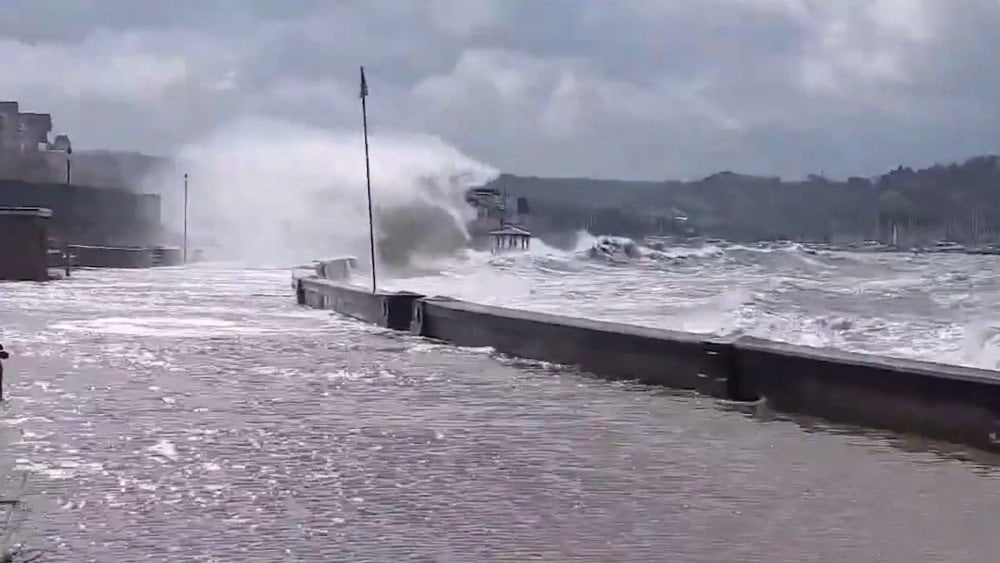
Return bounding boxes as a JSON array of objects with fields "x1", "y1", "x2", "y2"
[{"x1": 148, "y1": 117, "x2": 497, "y2": 268}]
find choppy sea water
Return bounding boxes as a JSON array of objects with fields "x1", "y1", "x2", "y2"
[
  {"x1": 0, "y1": 265, "x2": 997, "y2": 561},
  {"x1": 382, "y1": 237, "x2": 1000, "y2": 370}
]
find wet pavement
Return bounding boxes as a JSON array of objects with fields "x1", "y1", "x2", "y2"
[{"x1": 0, "y1": 266, "x2": 998, "y2": 561}]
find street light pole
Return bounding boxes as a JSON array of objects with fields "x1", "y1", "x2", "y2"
[
  {"x1": 360, "y1": 65, "x2": 377, "y2": 293},
  {"x1": 183, "y1": 173, "x2": 189, "y2": 264}
]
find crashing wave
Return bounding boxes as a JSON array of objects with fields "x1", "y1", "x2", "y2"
[{"x1": 587, "y1": 236, "x2": 642, "y2": 263}]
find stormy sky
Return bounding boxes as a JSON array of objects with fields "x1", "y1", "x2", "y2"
[{"x1": 1, "y1": 0, "x2": 998, "y2": 180}]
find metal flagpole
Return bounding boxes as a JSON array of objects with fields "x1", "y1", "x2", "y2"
[
  {"x1": 360, "y1": 65, "x2": 377, "y2": 293},
  {"x1": 183, "y1": 173, "x2": 189, "y2": 264}
]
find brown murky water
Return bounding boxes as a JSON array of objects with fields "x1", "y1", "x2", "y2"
[{"x1": 0, "y1": 266, "x2": 998, "y2": 561}]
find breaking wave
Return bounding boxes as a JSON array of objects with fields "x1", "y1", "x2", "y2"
[
  {"x1": 143, "y1": 116, "x2": 497, "y2": 267},
  {"x1": 381, "y1": 238, "x2": 1000, "y2": 369}
]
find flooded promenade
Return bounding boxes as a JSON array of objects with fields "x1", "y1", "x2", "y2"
[{"x1": 1, "y1": 266, "x2": 999, "y2": 561}]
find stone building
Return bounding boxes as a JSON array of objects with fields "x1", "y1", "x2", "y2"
[
  {"x1": 0, "y1": 101, "x2": 71, "y2": 182},
  {"x1": 0, "y1": 101, "x2": 54, "y2": 150}
]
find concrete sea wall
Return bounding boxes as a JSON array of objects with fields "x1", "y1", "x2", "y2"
[
  {"x1": 151, "y1": 246, "x2": 182, "y2": 267},
  {"x1": 295, "y1": 277, "x2": 1000, "y2": 453},
  {"x1": 731, "y1": 337, "x2": 1000, "y2": 451},
  {"x1": 68, "y1": 245, "x2": 153, "y2": 269},
  {"x1": 64, "y1": 245, "x2": 183, "y2": 269},
  {"x1": 411, "y1": 297, "x2": 734, "y2": 397}
]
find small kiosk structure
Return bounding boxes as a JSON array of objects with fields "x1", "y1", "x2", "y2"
[
  {"x1": 489, "y1": 225, "x2": 531, "y2": 253},
  {"x1": 0, "y1": 206, "x2": 52, "y2": 281}
]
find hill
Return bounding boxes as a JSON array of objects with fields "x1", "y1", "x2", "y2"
[{"x1": 480, "y1": 155, "x2": 1000, "y2": 245}]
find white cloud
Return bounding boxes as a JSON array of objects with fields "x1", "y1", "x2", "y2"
[
  {"x1": 0, "y1": 37, "x2": 187, "y2": 103},
  {"x1": 428, "y1": 0, "x2": 509, "y2": 36},
  {"x1": 0, "y1": 0, "x2": 998, "y2": 179},
  {"x1": 865, "y1": 0, "x2": 935, "y2": 42},
  {"x1": 793, "y1": 1, "x2": 939, "y2": 106}
]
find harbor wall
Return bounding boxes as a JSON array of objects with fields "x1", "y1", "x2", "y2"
[
  {"x1": 731, "y1": 337, "x2": 1000, "y2": 452},
  {"x1": 68, "y1": 245, "x2": 153, "y2": 268},
  {"x1": 297, "y1": 278, "x2": 1000, "y2": 453},
  {"x1": 411, "y1": 297, "x2": 733, "y2": 396},
  {"x1": 63, "y1": 245, "x2": 183, "y2": 269},
  {"x1": 151, "y1": 246, "x2": 182, "y2": 267}
]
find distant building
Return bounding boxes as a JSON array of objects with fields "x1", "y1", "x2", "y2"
[
  {"x1": 466, "y1": 187, "x2": 505, "y2": 221},
  {"x1": 0, "y1": 100, "x2": 72, "y2": 182},
  {"x1": 0, "y1": 103, "x2": 163, "y2": 250},
  {"x1": 464, "y1": 186, "x2": 535, "y2": 250},
  {"x1": 0, "y1": 101, "x2": 55, "y2": 151},
  {"x1": 465, "y1": 187, "x2": 504, "y2": 246}
]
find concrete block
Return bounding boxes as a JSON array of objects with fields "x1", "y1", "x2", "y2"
[
  {"x1": 314, "y1": 257, "x2": 358, "y2": 281},
  {"x1": 299, "y1": 277, "x2": 422, "y2": 330}
]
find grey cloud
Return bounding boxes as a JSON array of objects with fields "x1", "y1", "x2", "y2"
[{"x1": 1, "y1": 0, "x2": 999, "y2": 180}]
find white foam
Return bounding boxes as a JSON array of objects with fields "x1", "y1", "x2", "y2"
[
  {"x1": 147, "y1": 439, "x2": 179, "y2": 461},
  {"x1": 50, "y1": 316, "x2": 253, "y2": 338},
  {"x1": 959, "y1": 321, "x2": 1000, "y2": 370}
]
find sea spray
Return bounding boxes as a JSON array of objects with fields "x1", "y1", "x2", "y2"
[{"x1": 143, "y1": 116, "x2": 497, "y2": 267}]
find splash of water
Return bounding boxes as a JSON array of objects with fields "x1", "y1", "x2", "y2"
[
  {"x1": 960, "y1": 321, "x2": 1000, "y2": 370},
  {"x1": 144, "y1": 116, "x2": 497, "y2": 267}
]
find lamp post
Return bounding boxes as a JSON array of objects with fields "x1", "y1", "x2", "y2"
[
  {"x1": 183, "y1": 173, "x2": 189, "y2": 264},
  {"x1": 0, "y1": 343, "x2": 8, "y2": 402},
  {"x1": 360, "y1": 65, "x2": 377, "y2": 293}
]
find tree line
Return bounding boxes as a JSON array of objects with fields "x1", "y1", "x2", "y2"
[{"x1": 482, "y1": 154, "x2": 1000, "y2": 244}]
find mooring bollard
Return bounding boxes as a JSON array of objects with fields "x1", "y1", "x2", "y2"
[{"x1": 0, "y1": 344, "x2": 7, "y2": 402}]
